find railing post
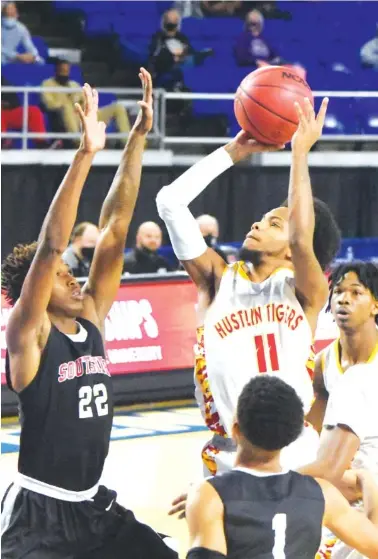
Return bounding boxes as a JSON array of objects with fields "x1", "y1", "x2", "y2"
[{"x1": 22, "y1": 90, "x2": 29, "y2": 150}]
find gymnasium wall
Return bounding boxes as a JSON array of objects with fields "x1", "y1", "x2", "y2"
[{"x1": 2, "y1": 164, "x2": 378, "y2": 255}]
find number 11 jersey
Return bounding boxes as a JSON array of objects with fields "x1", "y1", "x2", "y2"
[
  {"x1": 5, "y1": 317, "x2": 113, "y2": 492},
  {"x1": 195, "y1": 263, "x2": 315, "y2": 446}
]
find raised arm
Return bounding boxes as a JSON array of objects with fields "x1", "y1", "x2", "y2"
[
  {"x1": 156, "y1": 132, "x2": 283, "y2": 292},
  {"x1": 319, "y1": 476, "x2": 378, "y2": 559},
  {"x1": 186, "y1": 481, "x2": 227, "y2": 559},
  {"x1": 6, "y1": 85, "x2": 105, "y2": 388},
  {"x1": 306, "y1": 353, "x2": 329, "y2": 434},
  {"x1": 289, "y1": 98, "x2": 330, "y2": 333},
  {"x1": 82, "y1": 68, "x2": 153, "y2": 324}
]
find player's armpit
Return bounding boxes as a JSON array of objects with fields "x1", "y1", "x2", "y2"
[
  {"x1": 181, "y1": 248, "x2": 227, "y2": 292},
  {"x1": 319, "y1": 478, "x2": 378, "y2": 559},
  {"x1": 186, "y1": 481, "x2": 227, "y2": 556}
]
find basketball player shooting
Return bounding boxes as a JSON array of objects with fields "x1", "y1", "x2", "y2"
[
  {"x1": 185, "y1": 376, "x2": 378, "y2": 559},
  {"x1": 158, "y1": 98, "x2": 341, "y2": 483},
  {"x1": 1, "y1": 70, "x2": 177, "y2": 559}
]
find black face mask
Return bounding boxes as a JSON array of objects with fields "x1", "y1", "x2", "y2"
[
  {"x1": 81, "y1": 247, "x2": 95, "y2": 261},
  {"x1": 55, "y1": 75, "x2": 70, "y2": 85},
  {"x1": 164, "y1": 22, "x2": 178, "y2": 32},
  {"x1": 203, "y1": 234, "x2": 217, "y2": 248}
]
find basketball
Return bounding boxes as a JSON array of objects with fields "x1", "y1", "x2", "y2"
[{"x1": 234, "y1": 66, "x2": 314, "y2": 145}]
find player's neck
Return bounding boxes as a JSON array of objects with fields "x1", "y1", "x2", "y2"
[
  {"x1": 340, "y1": 323, "x2": 378, "y2": 364},
  {"x1": 48, "y1": 314, "x2": 79, "y2": 335},
  {"x1": 235, "y1": 447, "x2": 282, "y2": 473},
  {"x1": 246, "y1": 258, "x2": 292, "y2": 283}
]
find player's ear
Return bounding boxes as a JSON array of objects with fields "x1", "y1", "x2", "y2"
[
  {"x1": 371, "y1": 298, "x2": 378, "y2": 318},
  {"x1": 285, "y1": 246, "x2": 292, "y2": 261},
  {"x1": 232, "y1": 418, "x2": 241, "y2": 443}
]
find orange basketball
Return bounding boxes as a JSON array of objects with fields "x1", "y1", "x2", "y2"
[{"x1": 234, "y1": 66, "x2": 314, "y2": 145}]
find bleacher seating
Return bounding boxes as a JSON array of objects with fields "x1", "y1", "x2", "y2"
[{"x1": 3, "y1": 0, "x2": 378, "y2": 143}]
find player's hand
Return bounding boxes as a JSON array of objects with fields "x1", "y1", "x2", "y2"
[
  {"x1": 76, "y1": 84, "x2": 106, "y2": 154},
  {"x1": 168, "y1": 491, "x2": 188, "y2": 519},
  {"x1": 225, "y1": 130, "x2": 285, "y2": 164},
  {"x1": 133, "y1": 67, "x2": 153, "y2": 135},
  {"x1": 291, "y1": 97, "x2": 328, "y2": 154}
]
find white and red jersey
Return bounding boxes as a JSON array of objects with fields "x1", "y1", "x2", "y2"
[
  {"x1": 321, "y1": 337, "x2": 378, "y2": 395},
  {"x1": 194, "y1": 262, "x2": 316, "y2": 473}
]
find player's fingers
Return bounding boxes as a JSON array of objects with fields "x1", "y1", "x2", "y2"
[
  {"x1": 75, "y1": 103, "x2": 85, "y2": 124},
  {"x1": 178, "y1": 511, "x2": 186, "y2": 520},
  {"x1": 304, "y1": 97, "x2": 315, "y2": 122},
  {"x1": 168, "y1": 503, "x2": 186, "y2": 516},
  {"x1": 142, "y1": 68, "x2": 153, "y2": 103},
  {"x1": 137, "y1": 100, "x2": 150, "y2": 113},
  {"x1": 316, "y1": 97, "x2": 329, "y2": 128},
  {"x1": 170, "y1": 493, "x2": 187, "y2": 506},
  {"x1": 83, "y1": 83, "x2": 92, "y2": 114},
  {"x1": 294, "y1": 101, "x2": 307, "y2": 129},
  {"x1": 92, "y1": 88, "x2": 99, "y2": 112}
]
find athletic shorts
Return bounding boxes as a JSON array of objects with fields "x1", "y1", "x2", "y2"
[{"x1": 1, "y1": 483, "x2": 178, "y2": 559}]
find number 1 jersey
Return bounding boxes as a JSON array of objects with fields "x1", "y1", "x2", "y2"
[
  {"x1": 5, "y1": 317, "x2": 113, "y2": 492},
  {"x1": 194, "y1": 263, "x2": 315, "y2": 440}
]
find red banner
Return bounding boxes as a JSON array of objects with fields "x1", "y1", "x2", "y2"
[{"x1": 1, "y1": 278, "x2": 337, "y2": 385}]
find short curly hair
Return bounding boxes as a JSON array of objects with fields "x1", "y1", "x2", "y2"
[
  {"x1": 1, "y1": 242, "x2": 38, "y2": 305},
  {"x1": 237, "y1": 375, "x2": 304, "y2": 451},
  {"x1": 281, "y1": 197, "x2": 341, "y2": 271},
  {"x1": 329, "y1": 261, "x2": 378, "y2": 325}
]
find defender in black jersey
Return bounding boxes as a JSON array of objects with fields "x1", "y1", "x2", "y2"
[
  {"x1": 1, "y1": 72, "x2": 177, "y2": 559},
  {"x1": 185, "y1": 376, "x2": 378, "y2": 559}
]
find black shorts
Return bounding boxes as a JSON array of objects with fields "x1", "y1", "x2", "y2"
[{"x1": 1, "y1": 484, "x2": 178, "y2": 559}]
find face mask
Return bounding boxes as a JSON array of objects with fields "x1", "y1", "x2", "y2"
[
  {"x1": 203, "y1": 234, "x2": 216, "y2": 248},
  {"x1": 81, "y1": 247, "x2": 95, "y2": 261},
  {"x1": 2, "y1": 17, "x2": 17, "y2": 27},
  {"x1": 55, "y1": 75, "x2": 70, "y2": 85},
  {"x1": 164, "y1": 22, "x2": 178, "y2": 32}
]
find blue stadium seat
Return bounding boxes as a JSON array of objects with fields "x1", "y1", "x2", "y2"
[
  {"x1": 318, "y1": 98, "x2": 360, "y2": 135},
  {"x1": 358, "y1": 99, "x2": 378, "y2": 135}
]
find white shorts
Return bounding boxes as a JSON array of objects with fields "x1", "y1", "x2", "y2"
[{"x1": 202, "y1": 424, "x2": 319, "y2": 476}]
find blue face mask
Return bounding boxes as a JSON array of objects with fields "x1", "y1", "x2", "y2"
[{"x1": 2, "y1": 17, "x2": 17, "y2": 28}]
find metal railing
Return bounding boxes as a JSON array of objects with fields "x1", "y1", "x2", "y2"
[{"x1": 2, "y1": 86, "x2": 378, "y2": 149}]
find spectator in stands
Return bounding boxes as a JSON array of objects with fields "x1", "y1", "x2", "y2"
[
  {"x1": 196, "y1": 214, "x2": 229, "y2": 262},
  {"x1": 360, "y1": 26, "x2": 378, "y2": 68},
  {"x1": 41, "y1": 60, "x2": 130, "y2": 148},
  {"x1": 234, "y1": 9, "x2": 282, "y2": 68},
  {"x1": 174, "y1": 1, "x2": 204, "y2": 19},
  {"x1": 123, "y1": 222, "x2": 173, "y2": 274},
  {"x1": 63, "y1": 222, "x2": 100, "y2": 278},
  {"x1": 200, "y1": 1, "x2": 242, "y2": 17},
  {"x1": 148, "y1": 8, "x2": 213, "y2": 90},
  {"x1": 1, "y1": 76, "x2": 61, "y2": 149},
  {"x1": 1, "y1": 1, "x2": 44, "y2": 64}
]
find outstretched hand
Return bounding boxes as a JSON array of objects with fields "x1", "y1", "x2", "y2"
[
  {"x1": 75, "y1": 84, "x2": 106, "y2": 154},
  {"x1": 133, "y1": 67, "x2": 154, "y2": 135},
  {"x1": 291, "y1": 97, "x2": 328, "y2": 154},
  {"x1": 168, "y1": 491, "x2": 188, "y2": 520},
  {"x1": 225, "y1": 130, "x2": 285, "y2": 164}
]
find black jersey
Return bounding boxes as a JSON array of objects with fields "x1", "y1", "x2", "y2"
[
  {"x1": 208, "y1": 468, "x2": 325, "y2": 559},
  {"x1": 6, "y1": 318, "x2": 113, "y2": 492}
]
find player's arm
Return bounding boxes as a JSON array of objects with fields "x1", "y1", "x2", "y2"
[
  {"x1": 82, "y1": 69, "x2": 152, "y2": 323},
  {"x1": 156, "y1": 132, "x2": 283, "y2": 292},
  {"x1": 306, "y1": 353, "x2": 329, "y2": 434},
  {"x1": 185, "y1": 481, "x2": 227, "y2": 559},
  {"x1": 289, "y1": 98, "x2": 330, "y2": 334},
  {"x1": 7, "y1": 85, "x2": 104, "y2": 355},
  {"x1": 319, "y1": 476, "x2": 378, "y2": 558}
]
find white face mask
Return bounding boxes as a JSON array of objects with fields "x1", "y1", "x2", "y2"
[{"x1": 2, "y1": 17, "x2": 17, "y2": 27}]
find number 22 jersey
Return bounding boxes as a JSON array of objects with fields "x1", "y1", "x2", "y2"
[
  {"x1": 5, "y1": 317, "x2": 113, "y2": 493},
  {"x1": 194, "y1": 263, "x2": 315, "y2": 457}
]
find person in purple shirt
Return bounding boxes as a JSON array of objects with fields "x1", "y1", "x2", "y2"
[{"x1": 234, "y1": 9, "x2": 282, "y2": 68}]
